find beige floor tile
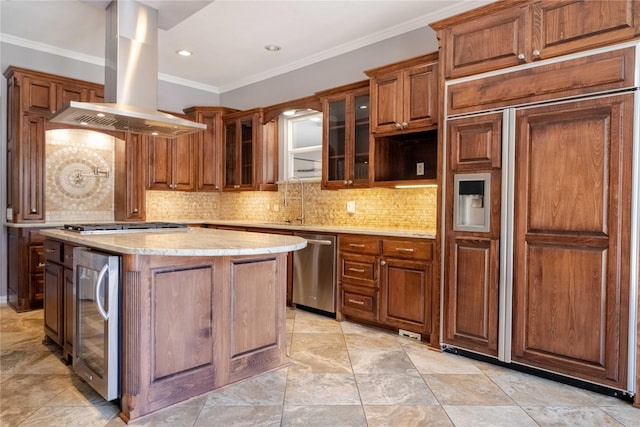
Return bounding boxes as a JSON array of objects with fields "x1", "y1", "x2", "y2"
[
  {"x1": 355, "y1": 371, "x2": 439, "y2": 405},
  {"x1": 424, "y1": 373, "x2": 515, "y2": 406},
  {"x1": 443, "y1": 405, "x2": 539, "y2": 427},
  {"x1": 522, "y1": 405, "x2": 625, "y2": 426},
  {"x1": 282, "y1": 405, "x2": 367, "y2": 427},
  {"x1": 364, "y1": 405, "x2": 454, "y2": 427},
  {"x1": 284, "y1": 372, "x2": 360, "y2": 405}
]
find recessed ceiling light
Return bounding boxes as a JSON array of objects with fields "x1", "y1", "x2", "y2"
[
  {"x1": 176, "y1": 49, "x2": 193, "y2": 57},
  {"x1": 264, "y1": 44, "x2": 281, "y2": 52}
]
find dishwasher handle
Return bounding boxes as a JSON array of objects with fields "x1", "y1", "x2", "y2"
[{"x1": 304, "y1": 238, "x2": 334, "y2": 246}]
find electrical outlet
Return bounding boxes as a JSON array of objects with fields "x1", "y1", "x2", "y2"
[
  {"x1": 347, "y1": 201, "x2": 356, "y2": 214},
  {"x1": 416, "y1": 162, "x2": 425, "y2": 176}
]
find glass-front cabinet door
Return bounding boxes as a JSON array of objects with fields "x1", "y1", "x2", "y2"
[
  {"x1": 223, "y1": 111, "x2": 259, "y2": 191},
  {"x1": 320, "y1": 81, "x2": 370, "y2": 189}
]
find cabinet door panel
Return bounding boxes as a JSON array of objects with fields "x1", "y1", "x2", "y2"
[
  {"x1": 44, "y1": 262, "x2": 64, "y2": 345},
  {"x1": 443, "y1": 6, "x2": 529, "y2": 78},
  {"x1": 21, "y1": 116, "x2": 45, "y2": 221},
  {"x1": 372, "y1": 74, "x2": 402, "y2": 131},
  {"x1": 380, "y1": 258, "x2": 432, "y2": 334},
  {"x1": 197, "y1": 113, "x2": 221, "y2": 191},
  {"x1": 444, "y1": 238, "x2": 499, "y2": 356},
  {"x1": 23, "y1": 77, "x2": 56, "y2": 113},
  {"x1": 56, "y1": 82, "x2": 87, "y2": 111},
  {"x1": 533, "y1": 0, "x2": 639, "y2": 59},
  {"x1": 404, "y1": 63, "x2": 438, "y2": 128},
  {"x1": 147, "y1": 136, "x2": 172, "y2": 189},
  {"x1": 449, "y1": 113, "x2": 502, "y2": 171},
  {"x1": 512, "y1": 94, "x2": 632, "y2": 389},
  {"x1": 173, "y1": 135, "x2": 195, "y2": 191}
]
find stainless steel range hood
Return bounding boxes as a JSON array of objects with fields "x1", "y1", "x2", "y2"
[{"x1": 49, "y1": 0, "x2": 206, "y2": 137}]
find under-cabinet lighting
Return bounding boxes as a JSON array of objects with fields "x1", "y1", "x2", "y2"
[{"x1": 394, "y1": 184, "x2": 438, "y2": 189}]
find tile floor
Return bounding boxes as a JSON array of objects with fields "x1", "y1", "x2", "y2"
[{"x1": 1, "y1": 304, "x2": 638, "y2": 426}]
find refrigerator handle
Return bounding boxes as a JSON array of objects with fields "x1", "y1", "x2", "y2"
[{"x1": 94, "y1": 264, "x2": 110, "y2": 320}]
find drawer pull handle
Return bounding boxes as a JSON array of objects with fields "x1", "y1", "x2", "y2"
[
  {"x1": 348, "y1": 268, "x2": 365, "y2": 273},
  {"x1": 348, "y1": 298, "x2": 365, "y2": 305},
  {"x1": 349, "y1": 243, "x2": 365, "y2": 248},
  {"x1": 395, "y1": 248, "x2": 414, "y2": 253},
  {"x1": 45, "y1": 248, "x2": 56, "y2": 254},
  {"x1": 37, "y1": 262, "x2": 45, "y2": 268}
]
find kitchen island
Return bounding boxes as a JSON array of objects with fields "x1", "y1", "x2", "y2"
[{"x1": 40, "y1": 227, "x2": 306, "y2": 423}]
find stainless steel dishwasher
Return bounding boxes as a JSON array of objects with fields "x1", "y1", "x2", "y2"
[{"x1": 292, "y1": 232, "x2": 336, "y2": 315}]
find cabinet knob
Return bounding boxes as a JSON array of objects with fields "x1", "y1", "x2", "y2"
[
  {"x1": 343, "y1": 180, "x2": 353, "y2": 185},
  {"x1": 517, "y1": 53, "x2": 525, "y2": 60},
  {"x1": 380, "y1": 260, "x2": 386, "y2": 266},
  {"x1": 30, "y1": 208, "x2": 37, "y2": 213},
  {"x1": 37, "y1": 262, "x2": 45, "y2": 268},
  {"x1": 234, "y1": 185, "x2": 240, "y2": 189},
  {"x1": 401, "y1": 122, "x2": 408, "y2": 128},
  {"x1": 45, "y1": 248, "x2": 55, "y2": 254},
  {"x1": 133, "y1": 208, "x2": 138, "y2": 213},
  {"x1": 395, "y1": 122, "x2": 402, "y2": 129},
  {"x1": 532, "y1": 49, "x2": 540, "y2": 57}
]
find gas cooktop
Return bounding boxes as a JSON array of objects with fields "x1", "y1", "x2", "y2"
[{"x1": 63, "y1": 222, "x2": 189, "y2": 235}]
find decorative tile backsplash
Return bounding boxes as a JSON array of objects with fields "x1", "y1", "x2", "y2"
[
  {"x1": 146, "y1": 181, "x2": 437, "y2": 233},
  {"x1": 45, "y1": 129, "x2": 117, "y2": 223}
]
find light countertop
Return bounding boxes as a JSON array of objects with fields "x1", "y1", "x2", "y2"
[
  {"x1": 6, "y1": 220, "x2": 436, "y2": 239},
  {"x1": 39, "y1": 227, "x2": 307, "y2": 256}
]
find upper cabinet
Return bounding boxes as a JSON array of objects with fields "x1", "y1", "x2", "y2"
[
  {"x1": 431, "y1": 0, "x2": 640, "y2": 79},
  {"x1": 147, "y1": 133, "x2": 196, "y2": 191},
  {"x1": 184, "y1": 106, "x2": 238, "y2": 192},
  {"x1": 3, "y1": 67, "x2": 112, "y2": 223},
  {"x1": 318, "y1": 81, "x2": 371, "y2": 190},
  {"x1": 223, "y1": 108, "x2": 278, "y2": 191},
  {"x1": 365, "y1": 53, "x2": 439, "y2": 135}
]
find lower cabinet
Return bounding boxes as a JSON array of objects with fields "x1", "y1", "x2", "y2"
[
  {"x1": 337, "y1": 233, "x2": 437, "y2": 347},
  {"x1": 43, "y1": 238, "x2": 76, "y2": 361},
  {"x1": 7, "y1": 227, "x2": 46, "y2": 312}
]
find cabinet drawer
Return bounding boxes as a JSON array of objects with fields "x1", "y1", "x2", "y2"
[
  {"x1": 339, "y1": 253, "x2": 377, "y2": 287},
  {"x1": 341, "y1": 285, "x2": 378, "y2": 321},
  {"x1": 63, "y1": 244, "x2": 76, "y2": 269},
  {"x1": 28, "y1": 229, "x2": 46, "y2": 244},
  {"x1": 382, "y1": 239, "x2": 433, "y2": 260},
  {"x1": 339, "y1": 235, "x2": 380, "y2": 255},
  {"x1": 43, "y1": 240, "x2": 63, "y2": 264}
]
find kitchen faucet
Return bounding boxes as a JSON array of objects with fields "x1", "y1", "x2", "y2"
[{"x1": 284, "y1": 176, "x2": 305, "y2": 225}]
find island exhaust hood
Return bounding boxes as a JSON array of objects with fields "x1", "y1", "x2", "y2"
[{"x1": 49, "y1": 0, "x2": 206, "y2": 137}]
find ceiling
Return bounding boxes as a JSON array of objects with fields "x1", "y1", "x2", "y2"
[{"x1": 0, "y1": 0, "x2": 494, "y2": 94}]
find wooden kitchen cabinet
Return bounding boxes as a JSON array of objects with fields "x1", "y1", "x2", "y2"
[
  {"x1": 365, "y1": 53, "x2": 438, "y2": 135},
  {"x1": 7, "y1": 227, "x2": 46, "y2": 312},
  {"x1": 114, "y1": 132, "x2": 147, "y2": 221},
  {"x1": 337, "y1": 235, "x2": 381, "y2": 322},
  {"x1": 223, "y1": 108, "x2": 277, "y2": 191},
  {"x1": 380, "y1": 238, "x2": 436, "y2": 345},
  {"x1": 43, "y1": 239, "x2": 64, "y2": 346},
  {"x1": 318, "y1": 81, "x2": 371, "y2": 189},
  {"x1": 147, "y1": 133, "x2": 196, "y2": 191},
  {"x1": 184, "y1": 106, "x2": 238, "y2": 192},
  {"x1": 511, "y1": 94, "x2": 633, "y2": 390},
  {"x1": 431, "y1": 0, "x2": 640, "y2": 79},
  {"x1": 43, "y1": 239, "x2": 77, "y2": 361},
  {"x1": 337, "y1": 233, "x2": 437, "y2": 346},
  {"x1": 443, "y1": 113, "x2": 503, "y2": 357}
]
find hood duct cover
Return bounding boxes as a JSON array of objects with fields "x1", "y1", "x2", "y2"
[{"x1": 49, "y1": 0, "x2": 206, "y2": 137}]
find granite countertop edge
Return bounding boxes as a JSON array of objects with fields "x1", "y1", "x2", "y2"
[
  {"x1": 39, "y1": 228, "x2": 307, "y2": 256},
  {"x1": 6, "y1": 220, "x2": 436, "y2": 239}
]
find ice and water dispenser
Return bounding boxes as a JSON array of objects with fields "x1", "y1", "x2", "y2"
[{"x1": 454, "y1": 173, "x2": 490, "y2": 232}]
